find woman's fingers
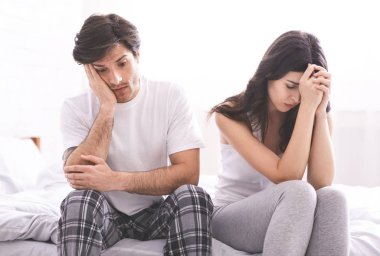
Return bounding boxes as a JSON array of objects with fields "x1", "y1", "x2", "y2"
[
  {"x1": 312, "y1": 76, "x2": 331, "y2": 87},
  {"x1": 301, "y1": 64, "x2": 317, "y2": 82},
  {"x1": 309, "y1": 65, "x2": 331, "y2": 89},
  {"x1": 316, "y1": 84, "x2": 330, "y2": 95},
  {"x1": 313, "y1": 70, "x2": 331, "y2": 79}
]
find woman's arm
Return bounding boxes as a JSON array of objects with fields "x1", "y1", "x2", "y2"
[
  {"x1": 306, "y1": 65, "x2": 334, "y2": 189},
  {"x1": 215, "y1": 64, "x2": 325, "y2": 184},
  {"x1": 307, "y1": 114, "x2": 334, "y2": 189},
  {"x1": 215, "y1": 102, "x2": 315, "y2": 184}
]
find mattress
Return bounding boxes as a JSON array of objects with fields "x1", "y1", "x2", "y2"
[
  {"x1": 0, "y1": 238, "x2": 260, "y2": 256},
  {"x1": 0, "y1": 175, "x2": 379, "y2": 255}
]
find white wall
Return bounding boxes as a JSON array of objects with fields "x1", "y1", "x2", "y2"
[
  {"x1": 82, "y1": 0, "x2": 380, "y2": 111},
  {"x1": 1, "y1": 0, "x2": 379, "y2": 185},
  {"x1": 333, "y1": 111, "x2": 380, "y2": 186},
  {"x1": 0, "y1": 0, "x2": 85, "y2": 165}
]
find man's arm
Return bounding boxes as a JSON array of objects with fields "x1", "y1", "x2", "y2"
[
  {"x1": 64, "y1": 104, "x2": 115, "y2": 166},
  {"x1": 118, "y1": 148, "x2": 200, "y2": 195},
  {"x1": 64, "y1": 148, "x2": 200, "y2": 195},
  {"x1": 64, "y1": 64, "x2": 116, "y2": 166}
]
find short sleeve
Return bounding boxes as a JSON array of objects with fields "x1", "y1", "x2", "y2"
[
  {"x1": 60, "y1": 99, "x2": 90, "y2": 151},
  {"x1": 166, "y1": 85, "x2": 204, "y2": 155}
]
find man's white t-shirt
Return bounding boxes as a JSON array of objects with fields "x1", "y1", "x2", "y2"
[{"x1": 61, "y1": 76, "x2": 204, "y2": 215}]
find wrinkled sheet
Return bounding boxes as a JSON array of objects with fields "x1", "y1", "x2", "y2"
[
  {"x1": 0, "y1": 182, "x2": 70, "y2": 243},
  {"x1": 0, "y1": 178, "x2": 379, "y2": 256}
]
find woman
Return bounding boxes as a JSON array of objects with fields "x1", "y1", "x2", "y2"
[{"x1": 210, "y1": 31, "x2": 349, "y2": 255}]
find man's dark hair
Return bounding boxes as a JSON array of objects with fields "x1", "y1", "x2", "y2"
[{"x1": 73, "y1": 13, "x2": 140, "y2": 64}]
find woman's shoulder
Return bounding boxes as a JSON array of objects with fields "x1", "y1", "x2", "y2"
[{"x1": 214, "y1": 111, "x2": 252, "y2": 134}]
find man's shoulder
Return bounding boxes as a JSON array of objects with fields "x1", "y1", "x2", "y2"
[
  {"x1": 62, "y1": 89, "x2": 97, "y2": 111},
  {"x1": 64, "y1": 89, "x2": 94, "y2": 103},
  {"x1": 143, "y1": 76, "x2": 184, "y2": 95}
]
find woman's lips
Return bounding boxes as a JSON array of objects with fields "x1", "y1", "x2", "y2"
[{"x1": 284, "y1": 103, "x2": 295, "y2": 108}]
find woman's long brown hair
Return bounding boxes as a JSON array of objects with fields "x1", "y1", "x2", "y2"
[{"x1": 210, "y1": 31, "x2": 330, "y2": 153}]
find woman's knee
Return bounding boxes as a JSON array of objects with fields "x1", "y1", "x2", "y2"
[
  {"x1": 279, "y1": 180, "x2": 317, "y2": 208},
  {"x1": 317, "y1": 186, "x2": 346, "y2": 201},
  {"x1": 316, "y1": 186, "x2": 348, "y2": 211}
]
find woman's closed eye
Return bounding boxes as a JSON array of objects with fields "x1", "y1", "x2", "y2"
[{"x1": 286, "y1": 84, "x2": 298, "y2": 89}]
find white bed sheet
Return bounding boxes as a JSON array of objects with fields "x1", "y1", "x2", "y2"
[
  {"x1": 0, "y1": 179, "x2": 259, "y2": 256},
  {"x1": 0, "y1": 175, "x2": 379, "y2": 256}
]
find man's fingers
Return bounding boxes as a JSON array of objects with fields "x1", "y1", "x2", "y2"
[
  {"x1": 66, "y1": 172, "x2": 84, "y2": 180},
  {"x1": 64, "y1": 164, "x2": 89, "y2": 173},
  {"x1": 71, "y1": 184, "x2": 87, "y2": 190},
  {"x1": 84, "y1": 64, "x2": 94, "y2": 81},
  {"x1": 80, "y1": 154, "x2": 104, "y2": 165},
  {"x1": 88, "y1": 64, "x2": 103, "y2": 81}
]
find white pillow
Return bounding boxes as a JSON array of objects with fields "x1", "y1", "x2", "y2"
[
  {"x1": 0, "y1": 136, "x2": 45, "y2": 192},
  {"x1": 0, "y1": 156, "x2": 20, "y2": 193},
  {"x1": 36, "y1": 161, "x2": 66, "y2": 188}
]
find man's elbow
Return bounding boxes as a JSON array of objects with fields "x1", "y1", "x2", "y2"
[
  {"x1": 64, "y1": 151, "x2": 93, "y2": 166},
  {"x1": 63, "y1": 147, "x2": 92, "y2": 167},
  {"x1": 184, "y1": 166, "x2": 200, "y2": 186},
  {"x1": 65, "y1": 153, "x2": 82, "y2": 166}
]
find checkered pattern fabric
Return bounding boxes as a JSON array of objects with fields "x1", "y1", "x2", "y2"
[{"x1": 57, "y1": 184, "x2": 213, "y2": 256}]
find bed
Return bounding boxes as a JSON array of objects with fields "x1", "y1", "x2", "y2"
[{"x1": 0, "y1": 136, "x2": 379, "y2": 255}]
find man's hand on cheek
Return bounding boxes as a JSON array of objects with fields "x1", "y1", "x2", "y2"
[{"x1": 84, "y1": 64, "x2": 117, "y2": 105}]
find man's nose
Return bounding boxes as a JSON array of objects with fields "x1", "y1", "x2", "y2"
[{"x1": 109, "y1": 71, "x2": 122, "y2": 85}]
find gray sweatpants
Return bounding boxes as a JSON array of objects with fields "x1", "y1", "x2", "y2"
[{"x1": 211, "y1": 180, "x2": 349, "y2": 256}]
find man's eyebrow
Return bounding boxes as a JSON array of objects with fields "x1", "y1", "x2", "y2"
[
  {"x1": 93, "y1": 55, "x2": 128, "y2": 67},
  {"x1": 286, "y1": 79, "x2": 299, "y2": 85}
]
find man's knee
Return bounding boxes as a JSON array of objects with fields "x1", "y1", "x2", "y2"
[
  {"x1": 174, "y1": 184, "x2": 213, "y2": 212},
  {"x1": 61, "y1": 190, "x2": 104, "y2": 212},
  {"x1": 174, "y1": 184, "x2": 210, "y2": 198}
]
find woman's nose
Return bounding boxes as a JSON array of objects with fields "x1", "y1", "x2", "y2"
[{"x1": 291, "y1": 92, "x2": 301, "y2": 104}]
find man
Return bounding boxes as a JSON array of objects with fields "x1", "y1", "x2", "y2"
[{"x1": 57, "y1": 13, "x2": 213, "y2": 256}]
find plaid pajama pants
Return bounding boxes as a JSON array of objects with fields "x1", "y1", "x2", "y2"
[{"x1": 57, "y1": 184, "x2": 213, "y2": 256}]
